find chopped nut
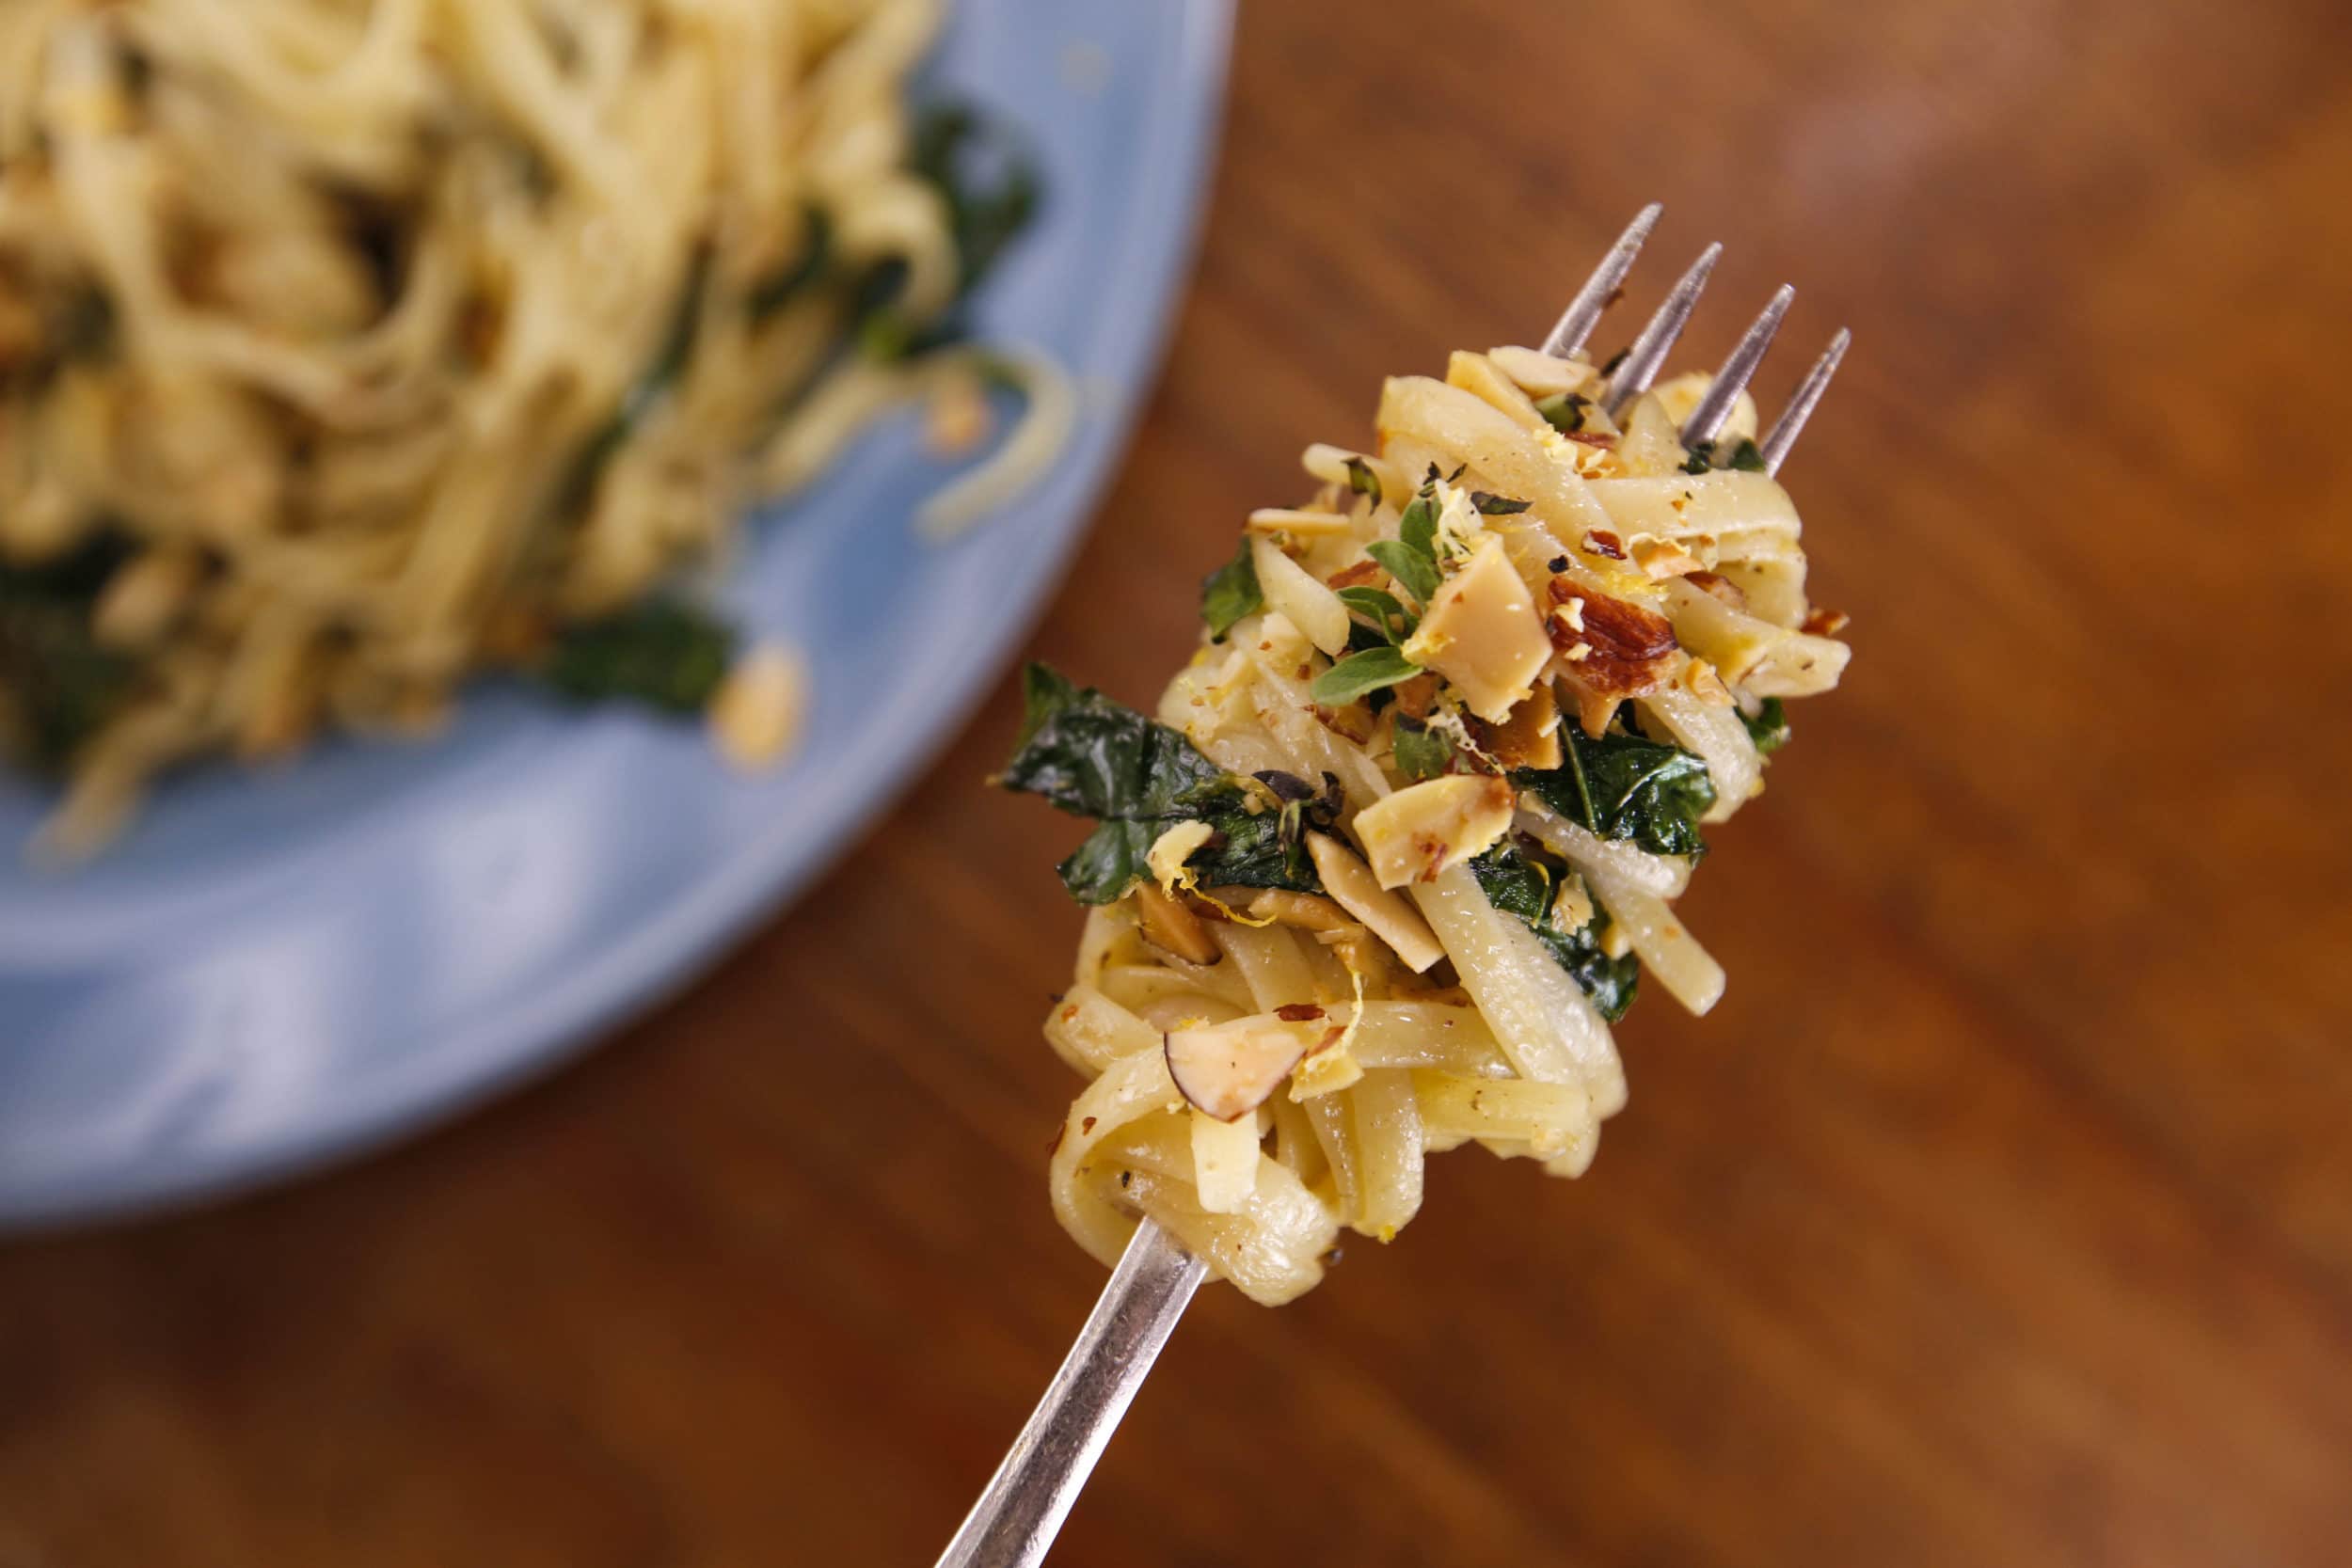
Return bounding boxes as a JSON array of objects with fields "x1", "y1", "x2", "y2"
[
  {"x1": 1135, "y1": 883, "x2": 1219, "y2": 964},
  {"x1": 1388, "y1": 673, "x2": 1440, "y2": 720},
  {"x1": 1469, "y1": 680, "x2": 1563, "y2": 770},
  {"x1": 1802, "y1": 607, "x2": 1851, "y2": 637},
  {"x1": 922, "y1": 371, "x2": 993, "y2": 456},
  {"x1": 1581, "y1": 528, "x2": 1627, "y2": 561},
  {"x1": 1546, "y1": 578, "x2": 1677, "y2": 695},
  {"x1": 1683, "y1": 658, "x2": 1734, "y2": 707},
  {"x1": 1685, "y1": 570, "x2": 1748, "y2": 610},
  {"x1": 1325, "y1": 558, "x2": 1385, "y2": 590},
  {"x1": 1629, "y1": 534, "x2": 1703, "y2": 579},
  {"x1": 1313, "y1": 702, "x2": 1376, "y2": 744},
  {"x1": 709, "y1": 645, "x2": 808, "y2": 771}
]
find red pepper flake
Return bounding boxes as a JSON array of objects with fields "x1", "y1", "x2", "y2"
[
  {"x1": 1275, "y1": 1003, "x2": 1327, "y2": 1022},
  {"x1": 1081, "y1": 1116, "x2": 1098, "y2": 1134}
]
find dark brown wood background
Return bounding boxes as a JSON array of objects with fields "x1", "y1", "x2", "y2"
[{"x1": 8, "y1": 0, "x2": 2352, "y2": 1561}]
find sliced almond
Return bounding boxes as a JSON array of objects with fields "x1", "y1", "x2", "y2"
[
  {"x1": 1399, "y1": 534, "x2": 1552, "y2": 723},
  {"x1": 1304, "y1": 832, "x2": 1445, "y2": 972},
  {"x1": 1134, "y1": 883, "x2": 1218, "y2": 964},
  {"x1": 1349, "y1": 774, "x2": 1515, "y2": 890},
  {"x1": 1469, "y1": 679, "x2": 1562, "y2": 770},
  {"x1": 1165, "y1": 1017, "x2": 1311, "y2": 1121}
]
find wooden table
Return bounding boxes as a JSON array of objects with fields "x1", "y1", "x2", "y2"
[{"x1": 8, "y1": 0, "x2": 2351, "y2": 1561}]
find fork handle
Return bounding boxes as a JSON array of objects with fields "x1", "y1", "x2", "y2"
[{"x1": 936, "y1": 1218, "x2": 1207, "y2": 1568}]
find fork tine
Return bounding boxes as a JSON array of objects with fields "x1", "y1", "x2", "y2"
[
  {"x1": 1678, "y1": 284, "x2": 1793, "y2": 448},
  {"x1": 1539, "y1": 202, "x2": 1662, "y2": 359},
  {"x1": 1758, "y1": 327, "x2": 1851, "y2": 476},
  {"x1": 1601, "y1": 243, "x2": 1722, "y2": 419}
]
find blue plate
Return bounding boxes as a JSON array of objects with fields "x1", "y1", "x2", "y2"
[{"x1": 0, "y1": 0, "x2": 1232, "y2": 1229}]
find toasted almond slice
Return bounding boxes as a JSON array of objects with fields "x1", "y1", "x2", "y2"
[
  {"x1": 1400, "y1": 535, "x2": 1552, "y2": 723},
  {"x1": 1166, "y1": 1017, "x2": 1311, "y2": 1121},
  {"x1": 1305, "y1": 832, "x2": 1446, "y2": 972},
  {"x1": 1135, "y1": 883, "x2": 1218, "y2": 964},
  {"x1": 1350, "y1": 774, "x2": 1515, "y2": 890}
]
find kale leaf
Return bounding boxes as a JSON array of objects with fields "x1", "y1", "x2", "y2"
[
  {"x1": 1517, "y1": 721, "x2": 1716, "y2": 859},
  {"x1": 539, "y1": 597, "x2": 737, "y2": 714},
  {"x1": 1200, "y1": 535, "x2": 1263, "y2": 641},
  {"x1": 1469, "y1": 840, "x2": 1640, "y2": 1022},
  {"x1": 0, "y1": 532, "x2": 139, "y2": 771},
  {"x1": 1001, "y1": 664, "x2": 1322, "y2": 904},
  {"x1": 1534, "y1": 391, "x2": 1591, "y2": 435},
  {"x1": 910, "y1": 103, "x2": 1042, "y2": 294},
  {"x1": 1741, "y1": 696, "x2": 1791, "y2": 756}
]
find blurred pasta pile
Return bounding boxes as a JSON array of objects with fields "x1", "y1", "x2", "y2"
[{"x1": 0, "y1": 0, "x2": 1053, "y2": 854}]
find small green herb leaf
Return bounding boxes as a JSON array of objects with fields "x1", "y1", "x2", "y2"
[
  {"x1": 1391, "y1": 714, "x2": 1456, "y2": 781},
  {"x1": 1344, "y1": 456, "x2": 1384, "y2": 506},
  {"x1": 1725, "y1": 436, "x2": 1768, "y2": 472},
  {"x1": 1200, "y1": 536, "x2": 1263, "y2": 641},
  {"x1": 1470, "y1": 491, "x2": 1532, "y2": 515},
  {"x1": 1336, "y1": 585, "x2": 1414, "y2": 644},
  {"x1": 1365, "y1": 539, "x2": 1439, "y2": 609},
  {"x1": 1396, "y1": 492, "x2": 1438, "y2": 559},
  {"x1": 1311, "y1": 646, "x2": 1422, "y2": 705}
]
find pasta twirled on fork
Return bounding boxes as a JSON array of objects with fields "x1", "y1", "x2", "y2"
[{"x1": 1003, "y1": 343, "x2": 1849, "y2": 1304}]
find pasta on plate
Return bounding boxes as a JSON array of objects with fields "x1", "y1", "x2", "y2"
[
  {"x1": 0, "y1": 0, "x2": 1062, "y2": 855},
  {"x1": 1002, "y1": 344, "x2": 1850, "y2": 1305}
]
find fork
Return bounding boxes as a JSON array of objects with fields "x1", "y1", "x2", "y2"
[{"x1": 934, "y1": 203, "x2": 1851, "y2": 1568}]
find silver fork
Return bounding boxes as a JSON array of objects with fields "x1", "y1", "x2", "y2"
[{"x1": 935, "y1": 204, "x2": 1851, "y2": 1568}]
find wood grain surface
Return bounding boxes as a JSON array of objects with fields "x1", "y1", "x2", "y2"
[{"x1": 8, "y1": 0, "x2": 2352, "y2": 1562}]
